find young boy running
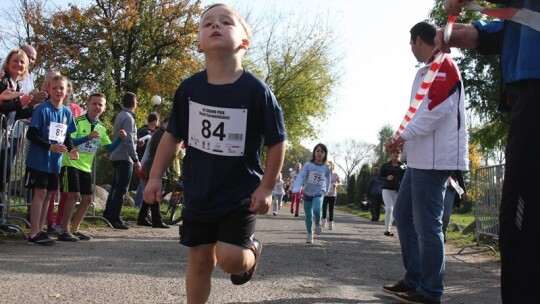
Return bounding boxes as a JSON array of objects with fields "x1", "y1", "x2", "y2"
[
  {"x1": 57, "y1": 92, "x2": 126, "y2": 242},
  {"x1": 25, "y1": 75, "x2": 78, "y2": 245},
  {"x1": 144, "y1": 3, "x2": 287, "y2": 303}
]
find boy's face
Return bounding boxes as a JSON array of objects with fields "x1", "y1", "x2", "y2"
[
  {"x1": 198, "y1": 6, "x2": 249, "y2": 54},
  {"x1": 47, "y1": 79, "x2": 68, "y2": 103},
  {"x1": 87, "y1": 96, "x2": 106, "y2": 117}
]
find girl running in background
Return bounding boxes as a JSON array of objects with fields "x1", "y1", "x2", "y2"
[{"x1": 292, "y1": 143, "x2": 330, "y2": 244}]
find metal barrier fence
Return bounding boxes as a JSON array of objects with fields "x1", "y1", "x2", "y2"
[
  {"x1": 1, "y1": 116, "x2": 30, "y2": 238},
  {"x1": 458, "y1": 164, "x2": 504, "y2": 254},
  {"x1": 1, "y1": 117, "x2": 111, "y2": 240}
]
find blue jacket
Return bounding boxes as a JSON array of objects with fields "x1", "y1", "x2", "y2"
[{"x1": 475, "y1": 0, "x2": 540, "y2": 84}]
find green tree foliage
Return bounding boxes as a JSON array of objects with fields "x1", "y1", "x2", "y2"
[
  {"x1": 282, "y1": 145, "x2": 311, "y2": 179},
  {"x1": 246, "y1": 10, "x2": 341, "y2": 146},
  {"x1": 347, "y1": 174, "x2": 356, "y2": 204},
  {"x1": 428, "y1": 0, "x2": 509, "y2": 156},
  {"x1": 374, "y1": 124, "x2": 394, "y2": 166},
  {"x1": 356, "y1": 163, "x2": 371, "y2": 202}
]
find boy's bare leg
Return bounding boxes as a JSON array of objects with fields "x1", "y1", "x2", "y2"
[
  {"x1": 70, "y1": 195, "x2": 92, "y2": 232},
  {"x1": 29, "y1": 188, "x2": 47, "y2": 236},
  {"x1": 60, "y1": 193, "x2": 79, "y2": 232},
  {"x1": 216, "y1": 242, "x2": 255, "y2": 275},
  {"x1": 38, "y1": 191, "x2": 54, "y2": 231},
  {"x1": 186, "y1": 244, "x2": 216, "y2": 304}
]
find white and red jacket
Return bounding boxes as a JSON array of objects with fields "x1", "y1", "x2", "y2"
[{"x1": 401, "y1": 54, "x2": 469, "y2": 171}]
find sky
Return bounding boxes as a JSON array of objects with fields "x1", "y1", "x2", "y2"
[
  {"x1": 228, "y1": 0, "x2": 437, "y2": 146},
  {"x1": 2, "y1": 0, "x2": 437, "y2": 146}
]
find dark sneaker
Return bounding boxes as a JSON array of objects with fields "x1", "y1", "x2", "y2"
[
  {"x1": 390, "y1": 290, "x2": 441, "y2": 304},
  {"x1": 382, "y1": 280, "x2": 415, "y2": 295},
  {"x1": 46, "y1": 223, "x2": 60, "y2": 235},
  {"x1": 384, "y1": 231, "x2": 395, "y2": 237},
  {"x1": 230, "y1": 239, "x2": 262, "y2": 285},
  {"x1": 58, "y1": 231, "x2": 79, "y2": 242},
  {"x1": 27, "y1": 232, "x2": 56, "y2": 246},
  {"x1": 73, "y1": 231, "x2": 92, "y2": 241}
]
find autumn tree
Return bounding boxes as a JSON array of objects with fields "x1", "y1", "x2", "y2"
[
  {"x1": 11, "y1": 0, "x2": 203, "y2": 116},
  {"x1": 3, "y1": 0, "x2": 343, "y2": 148}
]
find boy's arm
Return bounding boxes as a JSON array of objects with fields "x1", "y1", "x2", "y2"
[
  {"x1": 105, "y1": 129, "x2": 127, "y2": 152},
  {"x1": 143, "y1": 131, "x2": 182, "y2": 205},
  {"x1": 249, "y1": 141, "x2": 286, "y2": 214}
]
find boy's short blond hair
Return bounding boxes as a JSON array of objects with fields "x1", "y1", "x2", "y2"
[
  {"x1": 47, "y1": 75, "x2": 68, "y2": 89},
  {"x1": 201, "y1": 3, "x2": 252, "y2": 38},
  {"x1": 41, "y1": 67, "x2": 62, "y2": 92}
]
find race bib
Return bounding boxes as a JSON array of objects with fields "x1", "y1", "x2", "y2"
[
  {"x1": 307, "y1": 171, "x2": 325, "y2": 186},
  {"x1": 78, "y1": 138, "x2": 100, "y2": 153},
  {"x1": 48, "y1": 122, "x2": 67, "y2": 143},
  {"x1": 188, "y1": 101, "x2": 247, "y2": 156}
]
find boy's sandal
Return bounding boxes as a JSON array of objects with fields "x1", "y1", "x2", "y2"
[{"x1": 230, "y1": 239, "x2": 262, "y2": 285}]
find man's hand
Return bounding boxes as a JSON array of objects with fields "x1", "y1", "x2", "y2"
[
  {"x1": 249, "y1": 186, "x2": 272, "y2": 214},
  {"x1": 134, "y1": 161, "x2": 142, "y2": 173},
  {"x1": 435, "y1": 23, "x2": 479, "y2": 54},
  {"x1": 385, "y1": 137, "x2": 404, "y2": 153},
  {"x1": 444, "y1": 0, "x2": 467, "y2": 16},
  {"x1": 143, "y1": 178, "x2": 163, "y2": 205},
  {"x1": 29, "y1": 90, "x2": 48, "y2": 104},
  {"x1": 118, "y1": 129, "x2": 127, "y2": 138}
]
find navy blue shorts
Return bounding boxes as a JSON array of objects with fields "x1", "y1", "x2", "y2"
[{"x1": 180, "y1": 206, "x2": 256, "y2": 249}]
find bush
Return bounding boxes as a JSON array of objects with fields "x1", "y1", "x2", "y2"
[{"x1": 336, "y1": 193, "x2": 348, "y2": 205}]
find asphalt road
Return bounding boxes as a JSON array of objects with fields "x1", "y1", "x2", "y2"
[{"x1": 0, "y1": 205, "x2": 501, "y2": 304}]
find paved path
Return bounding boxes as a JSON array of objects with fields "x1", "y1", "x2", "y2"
[{"x1": 0, "y1": 206, "x2": 501, "y2": 303}]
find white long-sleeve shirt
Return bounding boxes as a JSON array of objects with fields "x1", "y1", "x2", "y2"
[{"x1": 292, "y1": 161, "x2": 330, "y2": 197}]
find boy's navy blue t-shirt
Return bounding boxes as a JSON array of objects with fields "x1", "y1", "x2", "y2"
[{"x1": 167, "y1": 70, "x2": 287, "y2": 222}]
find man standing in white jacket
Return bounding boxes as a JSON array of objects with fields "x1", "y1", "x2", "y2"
[{"x1": 382, "y1": 22, "x2": 469, "y2": 304}]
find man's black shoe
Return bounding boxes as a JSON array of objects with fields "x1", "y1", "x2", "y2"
[
  {"x1": 152, "y1": 222, "x2": 170, "y2": 229},
  {"x1": 390, "y1": 290, "x2": 441, "y2": 304},
  {"x1": 382, "y1": 280, "x2": 415, "y2": 295},
  {"x1": 111, "y1": 221, "x2": 129, "y2": 230},
  {"x1": 137, "y1": 219, "x2": 152, "y2": 227}
]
